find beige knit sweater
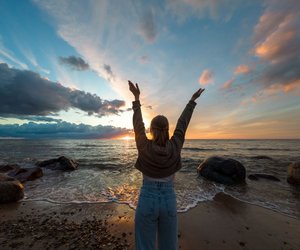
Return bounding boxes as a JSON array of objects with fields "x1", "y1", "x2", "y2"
[{"x1": 132, "y1": 100, "x2": 197, "y2": 178}]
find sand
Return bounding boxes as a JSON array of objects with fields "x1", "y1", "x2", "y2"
[{"x1": 0, "y1": 193, "x2": 299, "y2": 250}]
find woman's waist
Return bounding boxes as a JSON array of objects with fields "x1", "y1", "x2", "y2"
[
  {"x1": 141, "y1": 179, "x2": 175, "y2": 196},
  {"x1": 143, "y1": 173, "x2": 175, "y2": 183},
  {"x1": 142, "y1": 179, "x2": 174, "y2": 187}
]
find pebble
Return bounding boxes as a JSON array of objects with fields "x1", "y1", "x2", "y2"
[{"x1": 0, "y1": 213, "x2": 132, "y2": 249}]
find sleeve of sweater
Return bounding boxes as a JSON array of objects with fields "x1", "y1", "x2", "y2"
[
  {"x1": 132, "y1": 100, "x2": 148, "y2": 149},
  {"x1": 171, "y1": 100, "x2": 197, "y2": 149}
]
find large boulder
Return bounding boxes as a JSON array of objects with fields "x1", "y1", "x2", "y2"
[
  {"x1": 7, "y1": 167, "x2": 43, "y2": 183},
  {"x1": 0, "y1": 164, "x2": 20, "y2": 173},
  {"x1": 37, "y1": 156, "x2": 78, "y2": 171},
  {"x1": 248, "y1": 174, "x2": 280, "y2": 182},
  {"x1": 0, "y1": 164, "x2": 43, "y2": 183},
  {"x1": 0, "y1": 174, "x2": 24, "y2": 203},
  {"x1": 287, "y1": 162, "x2": 300, "y2": 185},
  {"x1": 197, "y1": 156, "x2": 246, "y2": 185}
]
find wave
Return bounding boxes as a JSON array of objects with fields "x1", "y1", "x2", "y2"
[
  {"x1": 222, "y1": 191, "x2": 298, "y2": 219},
  {"x1": 77, "y1": 144, "x2": 114, "y2": 148},
  {"x1": 80, "y1": 163, "x2": 124, "y2": 170},
  {"x1": 23, "y1": 191, "x2": 298, "y2": 218},
  {"x1": 246, "y1": 148, "x2": 293, "y2": 151},
  {"x1": 183, "y1": 147, "x2": 225, "y2": 152}
]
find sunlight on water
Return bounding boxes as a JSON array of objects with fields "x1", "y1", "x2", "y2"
[{"x1": 104, "y1": 184, "x2": 140, "y2": 208}]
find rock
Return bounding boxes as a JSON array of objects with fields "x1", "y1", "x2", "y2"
[
  {"x1": 251, "y1": 155, "x2": 273, "y2": 160},
  {"x1": 0, "y1": 164, "x2": 20, "y2": 173},
  {"x1": 0, "y1": 164, "x2": 43, "y2": 183},
  {"x1": 248, "y1": 174, "x2": 280, "y2": 181},
  {"x1": 7, "y1": 167, "x2": 43, "y2": 183},
  {"x1": 287, "y1": 162, "x2": 300, "y2": 185},
  {"x1": 0, "y1": 174, "x2": 15, "y2": 182},
  {"x1": 197, "y1": 156, "x2": 246, "y2": 185},
  {"x1": 0, "y1": 173, "x2": 24, "y2": 203},
  {"x1": 37, "y1": 156, "x2": 78, "y2": 171}
]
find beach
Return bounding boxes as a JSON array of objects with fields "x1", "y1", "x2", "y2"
[
  {"x1": 1, "y1": 192, "x2": 299, "y2": 250},
  {"x1": 1, "y1": 139, "x2": 300, "y2": 249}
]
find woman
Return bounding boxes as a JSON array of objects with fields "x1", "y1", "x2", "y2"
[{"x1": 128, "y1": 80, "x2": 205, "y2": 250}]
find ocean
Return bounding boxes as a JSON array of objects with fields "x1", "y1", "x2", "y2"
[{"x1": 0, "y1": 139, "x2": 299, "y2": 218}]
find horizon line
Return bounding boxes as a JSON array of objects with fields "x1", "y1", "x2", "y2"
[{"x1": 1, "y1": 137, "x2": 300, "y2": 140}]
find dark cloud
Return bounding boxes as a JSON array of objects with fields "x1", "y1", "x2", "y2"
[
  {"x1": 0, "y1": 121, "x2": 130, "y2": 139},
  {"x1": 138, "y1": 9, "x2": 157, "y2": 43},
  {"x1": 0, "y1": 63, "x2": 125, "y2": 117},
  {"x1": 26, "y1": 116, "x2": 62, "y2": 122},
  {"x1": 59, "y1": 56, "x2": 90, "y2": 71},
  {"x1": 0, "y1": 115, "x2": 62, "y2": 122}
]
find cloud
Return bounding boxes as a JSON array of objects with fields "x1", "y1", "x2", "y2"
[
  {"x1": 0, "y1": 121, "x2": 130, "y2": 139},
  {"x1": 240, "y1": 80, "x2": 300, "y2": 108},
  {"x1": 32, "y1": 0, "x2": 164, "y2": 101},
  {"x1": 166, "y1": 0, "x2": 241, "y2": 21},
  {"x1": 0, "y1": 115, "x2": 62, "y2": 123},
  {"x1": 0, "y1": 40, "x2": 28, "y2": 69},
  {"x1": 17, "y1": 46, "x2": 50, "y2": 74},
  {"x1": 59, "y1": 56, "x2": 90, "y2": 71},
  {"x1": 0, "y1": 63, "x2": 125, "y2": 117},
  {"x1": 251, "y1": 0, "x2": 300, "y2": 94},
  {"x1": 234, "y1": 64, "x2": 250, "y2": 75},
  {"x1": 137, "y1": 8, "x2": 158, "y2": 43},
  {"x1": 199, "y1": 69, "x2": 214, "y2": 85},
  {"x1": 221, "y1": 79, "x2": 234, "y2": 89},
  {"x1": 103, "y1": 64, "x2": 114, "y2": 81}
]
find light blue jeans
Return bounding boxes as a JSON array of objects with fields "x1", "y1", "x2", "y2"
[{"x1": 135, "y1": 180, "x2": 178, "y2": 250}]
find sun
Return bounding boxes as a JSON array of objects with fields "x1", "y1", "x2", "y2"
[{"x1": 121, "y1": 135, "x2": 134, "y2": 140}]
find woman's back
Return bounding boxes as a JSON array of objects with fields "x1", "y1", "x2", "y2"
[{"x1": 132, "y1": 99, "x2": 197, "y2": 178}]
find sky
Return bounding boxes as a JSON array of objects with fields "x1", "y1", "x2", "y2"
[{"x1": 0, "y1": 0, "x2": 300, "y2": 139}]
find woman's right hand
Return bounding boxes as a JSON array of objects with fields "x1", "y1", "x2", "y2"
[
  {"x1": 191, "y1": 88, "x2": 205, "y2": 101},
  {"x1": 128, "y1": 80, "x2": 140, "y2": 101}
]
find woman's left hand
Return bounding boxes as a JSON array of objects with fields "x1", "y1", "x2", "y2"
[
  {"x1": 128, "y1": 80, "x2": 140, "y2": 101},
  {"x1": 191, "y1": 88, "x2": 205, "y2": 101}
]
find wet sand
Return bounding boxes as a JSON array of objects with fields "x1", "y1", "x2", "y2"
[
  {"x1": 178, "y1": 193, "x2": 300, "y2": 250},
  {"x1": 0, "y1": 193, "x2": 299, "y2": 250}
]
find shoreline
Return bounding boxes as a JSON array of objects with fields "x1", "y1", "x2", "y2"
[
  {"x1": 22, "y1": 190, "x2": 299, "y2": 220},
  {"x1": 1, "y1": 192, "x2": 299, "y2": 249}
]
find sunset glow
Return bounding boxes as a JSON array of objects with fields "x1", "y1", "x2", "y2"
[
  {"x1": 0, "y1": 0, "x2": 299, "y2": 139},
  {"x1": 121, "y1": 136, "x2": 134, "y2": 140}
]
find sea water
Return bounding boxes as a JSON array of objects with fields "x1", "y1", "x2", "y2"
[{"x1": 0, "y1": 139, "x2": 299, "y2": 218}]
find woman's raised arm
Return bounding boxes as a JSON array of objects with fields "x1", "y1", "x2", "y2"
[
  {"x1": 128, "y1": 80, "x2": 148, "y2": 149},
  {"x1": 171, "y1": 88, "x2": 205, "y2": 149}
]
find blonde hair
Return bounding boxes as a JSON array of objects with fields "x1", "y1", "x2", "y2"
[{"x1": 150, "y1": 115, "x2": 169, "y2": 147}]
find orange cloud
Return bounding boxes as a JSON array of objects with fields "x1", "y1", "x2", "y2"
[
  {"x1": 240, "y1": 79, "x2": 300, "y2": 107},
  {"x1": 199, "y1": 69, "x2": 214, "y2": 85},
  {"x1": 254, "y1": 26, "x2": 296, "y2": 63},
  {"x1": 250, "y1": 0, "x2": 300, "y2": 96},
  {"x1": 221, "y1": 79, "x2": 234, "y2": 89},
  {"x1": 264, "y1": 80, "x2": 300, "y2": 95},
  {"x1": 234, "y1": 64, "x2": 250, "y2": 75}
]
